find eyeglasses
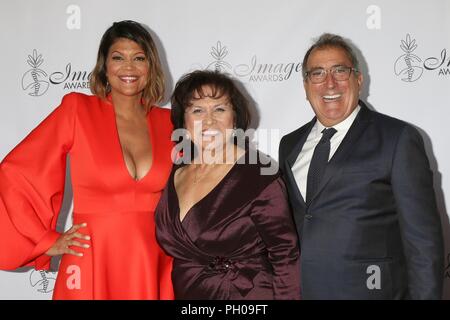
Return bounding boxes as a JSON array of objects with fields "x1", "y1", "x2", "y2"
[{"x1": 304, "y1": 66, "x2": 358, "y2": 84}]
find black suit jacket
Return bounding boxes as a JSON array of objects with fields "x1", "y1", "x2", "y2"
[{"x1": 279, "y1": 101, "x2": 444, "y2": 299}]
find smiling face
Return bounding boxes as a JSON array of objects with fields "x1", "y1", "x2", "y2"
[
  {"x1": 303, "y1": 46, "x2": 363, "y2": 127},
  {"x1": 106, "y1": 38, "x2": 149, "y2": 99},
  {"x1": 184, "y1": 86, "x2": 235, "y2": 152}
]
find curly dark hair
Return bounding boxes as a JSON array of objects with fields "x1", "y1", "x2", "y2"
[{"x1": 171, "y1": 70, "x2": 251, "y2": 130}]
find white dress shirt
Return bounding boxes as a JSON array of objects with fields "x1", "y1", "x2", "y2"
[{"x1": 292, "y1": 105, "x2": 361, "y2": 200}]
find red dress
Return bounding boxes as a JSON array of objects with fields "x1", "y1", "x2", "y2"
[{"x1": 0, "y1": 92, "x2": 174, "y2": 299}]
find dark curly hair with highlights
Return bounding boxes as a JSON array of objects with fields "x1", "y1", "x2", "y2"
[{"x1": 171, "y1": 70, "x2": 251, "y2": 131}]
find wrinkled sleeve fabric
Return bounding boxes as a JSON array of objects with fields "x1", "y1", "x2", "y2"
[
  {"x1": 249, "y1": 177, "x2": 301, "y2": 299},
  {"x1": 0, "y1": 93, "x2": 76, "y2": 271}
]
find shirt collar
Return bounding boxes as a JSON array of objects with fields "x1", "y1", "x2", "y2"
[{"x1": 313, "y1": 104, "x2": 361, "y2": 137}]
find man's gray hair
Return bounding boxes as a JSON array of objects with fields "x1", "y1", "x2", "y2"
[{"x1": 302, "y1": 33, "x2": 360, "y2": 80}]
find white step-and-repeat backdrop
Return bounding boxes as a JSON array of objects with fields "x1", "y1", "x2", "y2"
[{"x1": 0, "y1": 0, "x2": 449, "y2": 299}]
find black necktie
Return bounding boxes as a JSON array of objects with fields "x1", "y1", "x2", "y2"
[{"x1": 306, "y1": 128, "x2": 337, "y2": 204}]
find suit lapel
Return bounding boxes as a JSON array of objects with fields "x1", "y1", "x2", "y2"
[
  {"x1": 284, "y1": 118, "x2": 316, "y2": 207},
  {"x1": 308, "y1": 101, "x2": 373, "y2": 206}
]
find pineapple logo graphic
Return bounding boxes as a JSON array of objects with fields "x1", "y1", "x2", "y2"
[
  {"x1": 22, "y1": 49, "x2": 50, "y2": 96},
  {"x1": 207, "y1": 41, "x2": 232, "y2": 72},
  {"x1": 394, "y1": 34, "x2": 424, "y2": 82},
  {"x1": 29, "y1": 270, "x2": 57, "y2": 294}
]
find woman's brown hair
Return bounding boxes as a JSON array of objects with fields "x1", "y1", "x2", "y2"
[{"x1": 90, "y1": 20, "x2": 164, "y2": 110}]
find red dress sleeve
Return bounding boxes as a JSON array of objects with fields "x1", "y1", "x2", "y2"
[{"x1": 0, "y1": 93, "x2": 77, "y2": 271}]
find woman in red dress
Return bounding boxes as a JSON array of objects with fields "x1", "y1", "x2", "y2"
[{"x1": 0, "y1": 20, "x2": 174, "y2": 299}]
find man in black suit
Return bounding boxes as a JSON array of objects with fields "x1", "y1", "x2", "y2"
[{"x1": 279, "y1": 33, "x2": 444, "y2": 299}]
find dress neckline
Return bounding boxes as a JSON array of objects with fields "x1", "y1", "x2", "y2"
[
  {"x1": 172, "y1": 150, "x2": 247, "y2": 225},
  {"x1": 106, "y1": 98, "x2": 155, "y2": 183}
]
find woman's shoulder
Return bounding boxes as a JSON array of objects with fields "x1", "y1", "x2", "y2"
[
  {"x1": 150, "y1": 105, "x2": 171, "y2": 117},
  {"x1": 223, "y1": 149, "x2": 285, "y2": 205},
  {"x1": 149, "y1": 106, "x2": 173, "y2": 129},
  {"x1": 57, "y1": 92, "x2": 104, "y2": 111},
  {"x1": 235, "y1": 148, "x2": 280, "y2": 184},
  {"x1": 61, "y1": 92, "x2": 99, "y2": 103}
]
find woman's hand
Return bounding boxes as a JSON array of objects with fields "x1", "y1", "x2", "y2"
[{"x1": 45, "y1": 223, "x2": 91, "y2": 257}]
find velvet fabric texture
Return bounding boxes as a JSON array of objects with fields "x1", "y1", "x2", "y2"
[{"x1": 155, "y1": 153, "x2": 301, "y2": 299}]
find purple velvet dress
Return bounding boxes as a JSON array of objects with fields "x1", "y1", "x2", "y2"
[{"x1": 155, "y1": 152, "x2": 301, "y2": 300}]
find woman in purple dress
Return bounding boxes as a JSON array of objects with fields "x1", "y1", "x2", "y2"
[{"x1": 155, "y1": 70, "x2": 300, "y2": 299}]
